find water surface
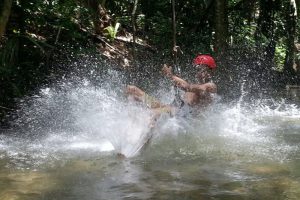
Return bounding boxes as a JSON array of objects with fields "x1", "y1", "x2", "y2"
[{"x1": 0, "y1": 79, "x2": 300, "y2": 200}]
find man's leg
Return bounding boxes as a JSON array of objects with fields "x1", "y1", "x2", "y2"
[
  {"x1": 125, "y1": 85, "x2": 146, "y2": 102},
  {"x1": 125, "y1": 85, "x2": 176, "y2": 124},
  {"x1": 125, "y1": 85, "x2": 163, "y2": 108}
]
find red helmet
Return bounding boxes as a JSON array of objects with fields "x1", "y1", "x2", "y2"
[{"x1": 193, "y1": 55, "x2": 216, "y2": 69}]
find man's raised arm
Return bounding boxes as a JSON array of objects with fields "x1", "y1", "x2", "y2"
[{"x1": 162, "y1": 64, "x2": 216, "y2": 93}]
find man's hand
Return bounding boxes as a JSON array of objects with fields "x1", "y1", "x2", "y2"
[{"x1": 162, "y1": 64, "x2": 173, "y2": 78}]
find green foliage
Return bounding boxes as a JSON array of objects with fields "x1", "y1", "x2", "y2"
[
  {"x1": 296, "y1": 52, "x2": 300, "y2": 60},
  {"x1": 12, "y1": 0, "x2": 92, "y2": 41},
  {"x1": 148, "y1": 12, "x2": 172, "y2": 45},
  {"x1": 0, "y1": 35, "x2": 52, "y2": 100},
  {"x1": 228, "y1": 12, "x2": 256, "y2": 47},
  {"x1": 0, "y1": 0, "x2": 299, "y2": 120},
  {"x1": 274, "y1": 44, "x2": 286, "y2": 71},
  {"x1": 104, "y1": 22, "x2": 120, "y2": 41}
]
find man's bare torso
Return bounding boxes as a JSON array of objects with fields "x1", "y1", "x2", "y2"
[{"x1": 183, "y1": 82, "x2": 216, "y2": 107}]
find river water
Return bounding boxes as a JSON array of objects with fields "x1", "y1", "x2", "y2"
[{"x1": 0, "y1": 73, "x2": 300, "y2": 199}]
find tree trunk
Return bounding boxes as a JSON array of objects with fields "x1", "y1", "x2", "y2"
[
  {"x1": 283, "y1": 0, "x2": 297, "y2": 77},
  {"x1": 255, "y1": 0, "x2": 281, "y2": 62},
  {"x1": 296, "y1": 0, "x2": 300, "y2": 17},
  {"x1": 244, "y1": 0, "x2": 257, "y2": 24},
  {"x1": 0, "y1": 0, "x2": 13, "y2": 39},
  {"x1": 256, "y1": 0, "x2": 274, "y2": 39},
  {"x1": 294, "y1": 0, "x2": 299, "y2": 75},
  {"x1": 214, "y1": 0, "x2": 228, "y2": 57},
  {"x1": 84, "y1": 0, "x2": 111, "y2": 35},
  {"x1": 101, "y1": 0, "x2": 107, "y2": 7},
  {"x1": 140, "y1": 0, "x2": 151, "y2": 32},
  {"x1": 131, "y1": 0, "x2": 138, "y2": 64}
]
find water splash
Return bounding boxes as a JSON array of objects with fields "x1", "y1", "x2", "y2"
[{"x1": 0, "y1": 69, "x2": 299, "y2": 169}]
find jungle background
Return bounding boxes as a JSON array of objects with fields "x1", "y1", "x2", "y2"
[{"x1": 1, "y1": 0, "x2": 300, "y2": 126}]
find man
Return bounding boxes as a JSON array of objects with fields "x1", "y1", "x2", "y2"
[
  {"x1": 126, "y1": 54, "x2": 217, "y2": 117},
  {"x1": 118, "y1": 55, "x2": 217, "y2": 158}
]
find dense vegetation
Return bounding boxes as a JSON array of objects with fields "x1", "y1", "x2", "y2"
[{"x1": 0, "y1": 0, "x2": 300, "y2": 124}]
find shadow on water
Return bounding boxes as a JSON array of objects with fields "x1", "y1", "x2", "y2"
[{"x1": 0, "y1": 62, "x2": 300, "y2": 199}]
